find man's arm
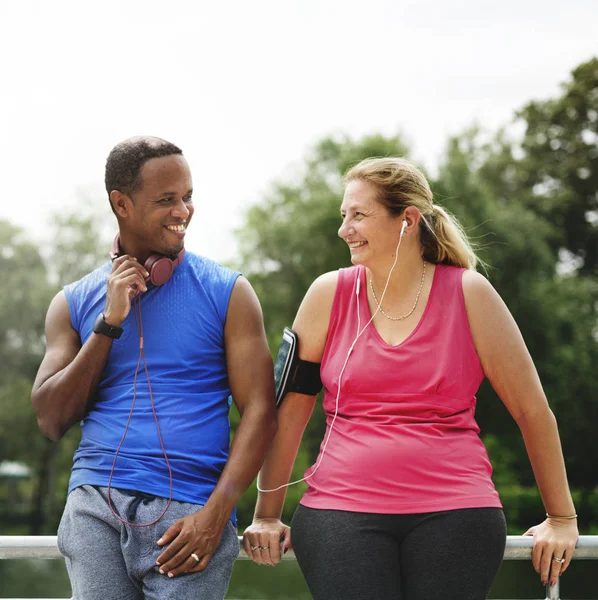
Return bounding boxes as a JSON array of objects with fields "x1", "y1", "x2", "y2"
[
  {"x1": 31, "y1": 256, "x2": 149, "y2": 441},
  {"x1": 208, "y1": 276, "x2": 278, "y2": 517},
  {"x1": 156, "y1": 276, "x2": 277, "y2": 576},
  {"x1": 31, "y1": 290, "x2": 111, "y2": 441}
]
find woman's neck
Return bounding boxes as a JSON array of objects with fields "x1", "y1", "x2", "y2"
[{"x1": 366, "y1": 245, "x2": 427, "y2": 303}]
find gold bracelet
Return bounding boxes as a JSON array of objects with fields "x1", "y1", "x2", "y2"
[{"x1": 546, "y1": 513, "x2": 578, "y2": 520}]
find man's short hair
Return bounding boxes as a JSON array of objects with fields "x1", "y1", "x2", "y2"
[{"x1": 105, "y1": 136, "x2": 183, "y2": 211}]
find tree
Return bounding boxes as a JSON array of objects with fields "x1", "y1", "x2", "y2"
[
  {"x1": 0, "y1": 220, "x2": 56, "y2": 532},
  {"x1": 516, "y1": 57, "x2": 598, "y2": 277},
  {"x1": 0, "y1": 221, "x2": 53, "y2": 382},
  {"x1": 0, "y1": 193, "x2": 112, "y2": 533}
]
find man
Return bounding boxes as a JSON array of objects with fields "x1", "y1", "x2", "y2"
[{"x1": 31, "y1": 136, "x2": 277, "y2": 600}]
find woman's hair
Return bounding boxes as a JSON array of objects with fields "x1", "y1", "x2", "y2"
[{"x1": 344, "y1": 157, "x2": 479, "y2": 270}]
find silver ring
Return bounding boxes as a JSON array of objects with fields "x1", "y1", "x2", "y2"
[
  {"x1": 553, "y1": 556, "x2": 565, "y2": 564},
  {"x1": 250, "y1": 544, "x2": 268, "y2": 551},
  {"x1": 191, "y1": 553, "x2": 200, "y2": 562}
]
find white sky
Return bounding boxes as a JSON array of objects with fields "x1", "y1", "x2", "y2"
[{"x1": 1, "y1": 0, "x2": 596, "y2": 263}]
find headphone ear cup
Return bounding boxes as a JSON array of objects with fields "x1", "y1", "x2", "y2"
[
  {"x1": 110, "y1": 233, "x2": 185, "y2": 286},
  {"x1": 144, "y1": 255, "x2": 175, "y2": 286},
  {"x1": 144, "y1": 248, "x2": 186, "y2": 286}
]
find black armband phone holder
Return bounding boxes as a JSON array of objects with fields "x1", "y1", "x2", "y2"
[{"x1": 274, "y1": 327, "x2": 323, "y2": 407}]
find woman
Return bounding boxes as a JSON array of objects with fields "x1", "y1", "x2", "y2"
[{"x1": 243, "y1": 157, "x2": 578, "y2": 599}]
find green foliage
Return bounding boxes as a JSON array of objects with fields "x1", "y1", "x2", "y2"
[
  {"x1": 0, "y1": 200, "x2": 110, "y2": 533},
  {"x1": 0, "y1": 221, "x2": 53, "y2": 380},
  {"x1": 516, "y1": 57, "x2": 598, "y2": 277},
  {"x1": 0, "y1": 377, "x2": 43, "y2": 462}
]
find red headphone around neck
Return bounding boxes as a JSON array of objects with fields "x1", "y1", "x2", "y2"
[{"x1": 110, "y1": 234, "x2": 185, "y2": 286}]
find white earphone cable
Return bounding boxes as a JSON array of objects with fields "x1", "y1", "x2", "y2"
[{"x1": 257, "y1": 220, "x2": 408, "y2": 493}]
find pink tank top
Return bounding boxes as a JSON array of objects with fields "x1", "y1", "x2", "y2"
[{"x1": 300, "y1": 264, "x2": 502, "y2": 514}]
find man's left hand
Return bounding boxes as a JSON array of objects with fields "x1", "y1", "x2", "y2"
[{"x1": 156, "y1": 507, "x2": 227, "y2": 578}]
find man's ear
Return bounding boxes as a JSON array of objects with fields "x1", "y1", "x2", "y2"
[{"x1": 110, "y1": 190, "x2": 133, "y2": 218}]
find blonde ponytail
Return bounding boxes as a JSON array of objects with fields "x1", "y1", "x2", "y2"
[{"x1": 420, "y1": 205, "x2": 478, "y2": 270}]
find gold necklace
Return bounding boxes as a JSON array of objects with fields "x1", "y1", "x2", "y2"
[{"x1": 369, "y1": 260, "x2": 427, "y2": 321}]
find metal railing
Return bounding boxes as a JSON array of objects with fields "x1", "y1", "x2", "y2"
[{"x1": 1, "y1": 535, "x2": 597, "y2": 600}]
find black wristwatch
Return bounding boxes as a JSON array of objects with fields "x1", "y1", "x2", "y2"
[{"x1": 92, "y1": 313, "x2": 123, "y2": 339}]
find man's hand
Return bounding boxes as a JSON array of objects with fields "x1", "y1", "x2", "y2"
[
  {"x1": 155, "y1": 506, "x2": 228, "y2": 578},
  {"x1": 104, "y1": 256, "x2": 149, "y2": 326}
]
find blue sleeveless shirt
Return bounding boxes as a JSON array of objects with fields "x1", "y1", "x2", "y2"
[{"x1": 63, "y1": 253, "x2": 240, "y2": 521}]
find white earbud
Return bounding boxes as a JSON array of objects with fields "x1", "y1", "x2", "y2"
[{"x1": 401, "y1": 220, "x2": 407, "y2": 235}]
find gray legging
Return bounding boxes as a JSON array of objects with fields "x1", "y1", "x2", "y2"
[{"x1": 291, "y1": 505, "x2": 506, "y2": 600}]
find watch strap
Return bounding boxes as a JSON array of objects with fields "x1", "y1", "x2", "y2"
[{"x1": 93, "y1": 313, "x2": 123, "y2": 339}]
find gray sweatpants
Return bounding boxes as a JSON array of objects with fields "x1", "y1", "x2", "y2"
[{"x1": 57, "y1": 485, "x2": 239, "y2": 600}]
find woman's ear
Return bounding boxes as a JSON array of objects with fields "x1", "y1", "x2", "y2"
[{"x1": 401, "y1": 206, "x2": 421, "y2": 235}]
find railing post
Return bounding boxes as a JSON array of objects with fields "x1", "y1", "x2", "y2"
[{"x1": 545, "y1": 580, "x2": 559, "y2": 600}]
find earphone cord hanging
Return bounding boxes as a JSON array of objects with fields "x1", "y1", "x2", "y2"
[
  {"x1": 257, "y1": 223, "x2": 407, "y2": 493},
  {"x1": 107, "y1": 294, "x2": 174, "y2": 527}
]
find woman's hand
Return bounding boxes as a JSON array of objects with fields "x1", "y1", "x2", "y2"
[
  {"x1": 243, "y1": 517, "x2": 291, "y2": 566},
  {"x1": 523, "y1": 518, "x2": 578, "y2": 587}
]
